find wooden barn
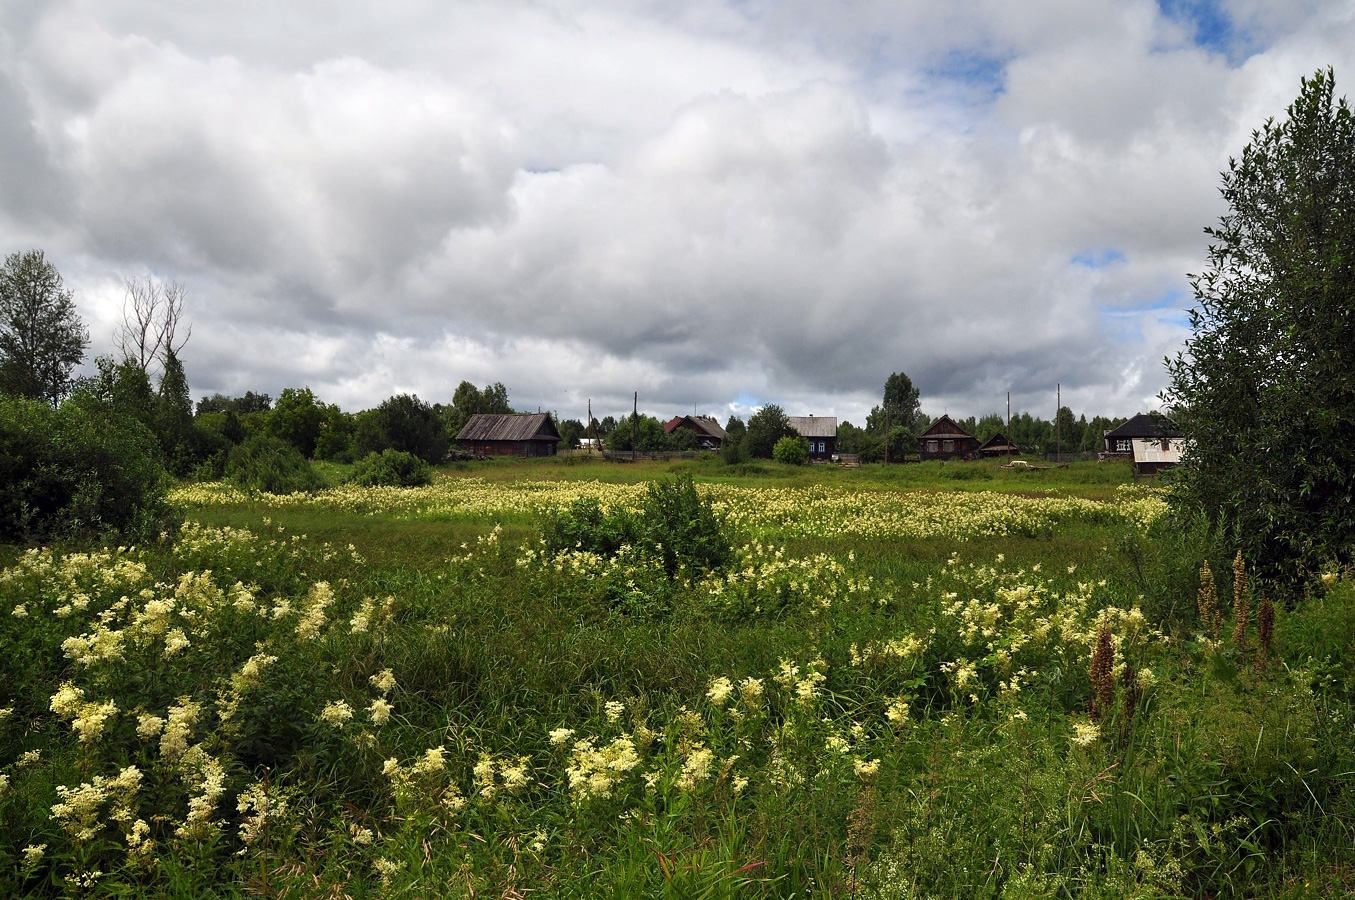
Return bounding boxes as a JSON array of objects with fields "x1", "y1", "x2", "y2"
[
  {"x1": 918, "y1": 415, "x2": 981, "y2": 461},
  {"x1": 976, "y1": 431, "x2": 1019, "y2": 458},
  {"x1": 788, "y1": 415, "x2": 838, "y2": 461},
  {"x1": 456, "y1": 413, "x2": 561, "y2": 457},
  {"x1": 664, "y1": 415, "x2": 726, "y2": 450}
]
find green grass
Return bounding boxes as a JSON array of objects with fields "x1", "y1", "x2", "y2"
[{"x1": 1, "y1": 462, "x2": 1351, "y2": 899}]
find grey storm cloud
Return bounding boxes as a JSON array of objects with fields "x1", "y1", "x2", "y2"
[{"x1": 2, "y1": 0, "x2": 1354, "y2": 424}]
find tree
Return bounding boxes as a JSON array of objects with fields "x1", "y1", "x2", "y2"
[
  {"x1": 882, "y1": 371, "x2": 922, "y2": 433},
  {"x1": 356, "y1": 393, "x2": 449, "y2": 463},
  {"x1": 721, "y1": 415, "x2": 748, "y2": 464},
  {"x1": 745, "y1": 404, "x2": 795, "y2": 459},
  {"x1": 267, "y1": 387, "x2": 326, "y2": 458},
  {"x1": 118, "y1": 276, "x2": 189, "y2": 379},
  {"x1": 443, "y1": 380, "x2": 513, "y2": 438},
  {"x1": 1165, "y1": 69, "x2": 1355, "y2": 581},
  {"x1": 0, "y1": 250, "x2": 88, "y2": 405}
]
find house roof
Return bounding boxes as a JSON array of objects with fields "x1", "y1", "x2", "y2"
[
  {"x1": 664, "y1": 415, "x2": 726, "y2": 439},
  {"x1": 978, "y1": 431, "x2": 1016, "y2": 450},
  {"x1": 788, "y1": 416, "x2": 837, "y2": 438},
  {"x1": 919, "y1": 414, "x2": 975, "y2": 439},
  {"x1": 1104, "y1": 413, "x2": 1182, "y2": 440},
  {"x1": 457, "y1": 413, "x2": 561, "y2": 443}
]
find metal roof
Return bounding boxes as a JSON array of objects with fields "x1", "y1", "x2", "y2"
[
  {"x1": 456, "y1": 413, "x2": 561, "y2": 443},
  {"x1": 788, "y1": 416, "x2": 837, "y2": 438}
]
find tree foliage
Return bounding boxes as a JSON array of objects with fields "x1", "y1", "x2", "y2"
[
  {"x1": 0, "y1": 395, "x2": 171, "y2": 541},
  {"x1": 1165, "y1": 69, "x2": 1355, "y2": 580},
  {"x1": 745, "y1": 404, "x2": 795, "y2": 459},
  {"x1": 355, "y1": 393, "x2": 448, "y2": 463},
  {"x1": 773, "y1": 434, "x2": 809, "y2": 465},
  {"x1": 0, "y1": 250, "x2": 88, "y2": 405}
]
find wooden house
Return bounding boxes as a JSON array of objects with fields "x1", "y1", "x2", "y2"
[
  {"x1": 1102, "y1": 413, "x2": 1186, "y2": 474},
  {"x1": 456, "y1": 413, "x2": 561, "y2": 457},
  {"x1": 788, "y1": 415, "x2": 838, "y2": 461},
  {"x1": 918, "y1": 414, "x2": 981, "y2": 461},
  {"x1": 976, "y1": 431, "x2": 1018, "y2": 458},
  {"x1": 664, "y1": 415, "x2": 726, "y2": 450}
]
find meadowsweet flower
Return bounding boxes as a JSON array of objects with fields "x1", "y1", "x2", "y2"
[
  {"x1": 176, "y1": 749, "x2": 226, "y2": 839},
  {"x1": 886, "y1": 698, "x2": 910, "y2": 726},
  {"x1": 566, "y1": 736, "x2": 641, "y2": 801},
  {"x1": 22, "y1": 844, "x2": 46, "y2": 867},
  {"x1": 18, "y1": 749, "x2": 41, "y2": 767},
  {"x1": 368, "y1": 697, "x2": 392, "y2": 725},
  {"x1": 1071, "y1": 721, "x2": 1100, "y2": 748},
  {"x1": 706, "y1": 676, "x2": 734, "y2": 705},
  {"x1": 137, "y1": 714, "x2": 165, "y2": 740},
  {"x1": 11, "y1": 603, "x2": 27, "y2": 617},
  {"x1": 677, "y1": 745, "x2": 715, "y2": 792},
  {"x1": 373, "y1": 858, "x2": 405, "y2": 887},
  {"x1": 604, "y1": 700, "x2": 626, "y2": 722},
  {"x1": 351, "y1": 825, "x2": 374, "y2": 845},
  {"x1": 236, "y1": 781, "x2": 288, "y2": 846},
  {"x1": 320, "y1": 700, "x2": 354, "y2": 727},
  {"x1": 370, "y1": 669, "x2": 397, "y2": 694},
  {"x1": 549, "y1": 727, "x2": 575, "y2": 746},
  {"x1": 163, "y1": 628, "x2": 191, "y2": 656},
  {"x1": 161, "y1": 700, "x2": 200, "y2": 760},
  {"x1": 739, "y1": 677, "x2": 764, "y2": 709},
  {"x1": 854, "y1": 758, "x2": 881, "y2": 778}
]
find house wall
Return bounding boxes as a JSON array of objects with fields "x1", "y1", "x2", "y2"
[
  {"x1": 920, "y1": 437, "x2": 980, "y2": 460},
  {"x1": 458, "y1": 439, "x2": 558, "y2": 458}
]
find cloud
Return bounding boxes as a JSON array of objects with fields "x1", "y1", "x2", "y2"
[{"x1": 1, "y1": 0, "x2": 1352, "y2": 424}]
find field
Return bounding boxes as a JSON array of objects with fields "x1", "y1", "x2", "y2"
[{"x1": 2, "y1": 458, "x2": 1353, "y2": 898}]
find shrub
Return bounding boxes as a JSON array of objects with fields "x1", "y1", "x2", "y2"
[
  {"x1": 347, "y1": 449, "x2": 432, "y2": 488},
  {"x1": 0, "y1": 395, "x2": 173, "y2": 541},
  {"x1": 225, "y1": 434, "x2": 324, "y2": 494},
  {"x1": 541, "y1": 474, "x2": 732, "y2": 581},
  {"x1": 772, "y1": 435, "x2": 809, "y2": 465}
]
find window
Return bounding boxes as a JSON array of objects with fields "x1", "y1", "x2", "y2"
[
  {"x1": 1115, "y1": 438, "x2": 1132, "y2": 453},
  {"x1": 927, "y1": 440, "x2": 938, "y2": 452},
  {"x1": 818, "y1": 441, "x2": 826, "y2": 453},
  {"x1": 942, "y1": 440, "x2": 954, "y2": 452}
]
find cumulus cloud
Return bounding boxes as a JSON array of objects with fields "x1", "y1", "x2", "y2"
[{"x1": 1, "y1": 0, "x2": 1352, "y2": 424}]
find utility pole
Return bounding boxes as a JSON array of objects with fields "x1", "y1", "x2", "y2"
[
  {"x1": 1056, "y1": 383, "x2": 1061, "y2": 463},
  {"x1": 588, "y1": 398, "x2": 594, "y2": 455},
  {"x1": 884, "y1": 406, "x2": 890, "y2": 465},
  {"x1": 1007, "y1": 392, "x2": 1011, "y2": 465},
  {"x1": 632, "y1": 391, "x2": 638, "y2": 463}
]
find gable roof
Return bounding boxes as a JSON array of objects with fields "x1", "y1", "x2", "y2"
[
  {"x1": 664, "y1": 415, "x2": 726, "y2": 439},
  {"x1": 456, "y1": 413, "x2": 561, "y2": 443},
  {"x1": 978, "y1": 431, "x2": 1016, "y2": 451},
  {"x1": 919, "y1": 414, "x2": 975, "y2": 439},
  {"x1": 1104, "y1": 413, "x2": 1182, "y2": 440},
  {"x1": 788, "y1": 415, "x2": 837, "y2": 438}
]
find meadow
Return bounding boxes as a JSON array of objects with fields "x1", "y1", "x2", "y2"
[{"x1": 1, "y1": 457, "x2": 1352, "y2": 898}]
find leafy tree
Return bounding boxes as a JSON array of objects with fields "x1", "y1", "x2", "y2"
[
  {"x1": 355, "y1": 393, "x2": 448, "y2": 463},
  {"x1": 197, "y1": 391, "x2": 272, "y2": 416},
  {"x1": 883, "y1": 371, "x2": 923, "y2": 432},
  {"x1": 721, "y1": 415, "x2": 748, "y2": 464},
  {"x1": 0, "y1": 395, "x2": 171, "y2": 541},
  {"x1": 0, "y1": 250, "x2": 88, "y2": 405},
  {"x1": 598, "y1": 415, "x2": 618, "y2": 436},
  {"x1": 558, "y1": 418, "x2": 585, "y2": 449},
  {"x1": 157, "y1": 349, "x2": 193, "y2": 452},
  {"x1": 1165, "y1": 69, "x2": 1355, "y2": 580},
  {"x1": 313, "y1": 403, "x2": 354, "y2": 461},
  {"x1": 773, "y1": 435, "x2": 809, "y2": 465},
  {"x1": 267, "y1": 387, "x2": 326, "y2": 458},
  {"x1": 1053, "y1": 406, "x2": 1083, "y2": 457},
  {"x1": 444, "y1": 380, "x2": 512, "y2": 438},
  {"x1": 745, "y1": 404, "x2": 795, "y2": 459}
]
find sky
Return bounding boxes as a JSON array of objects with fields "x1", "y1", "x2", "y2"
[{"x1": 2, "y1": 0, "x2": 1352, "y2": 426}]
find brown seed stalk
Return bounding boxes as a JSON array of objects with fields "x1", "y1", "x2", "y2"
[{"x1": 1089, "y1": 623, "x2": 1115, "y2": 723}]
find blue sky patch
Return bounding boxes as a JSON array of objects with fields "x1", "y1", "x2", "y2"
[
  {"x1": 925, "y1": 49, "x2": 1008, "y2": 101},
  {"x1": 1156, "y1": 0, "x2": 1257, "y2": 63},
  {"x1": 1071, "y1": 248, "x2": 1126, "y2": 268}
]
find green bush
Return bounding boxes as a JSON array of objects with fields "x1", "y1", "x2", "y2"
[
  {"x1": 225, "y1": 434, "x2": 324, "y2": 494},
  {"x1": 541, "y1": 474, "x2": 732, "y2": 582},
  {"x1": 772, "y1": 435, "x2": 809, "y2": 465},
  {"x1": 0, "y1": 396, "x2": 173, "y2": 542},
  {"x1": 346, "y1": 449, "x2": 432, "y2": 487}
]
